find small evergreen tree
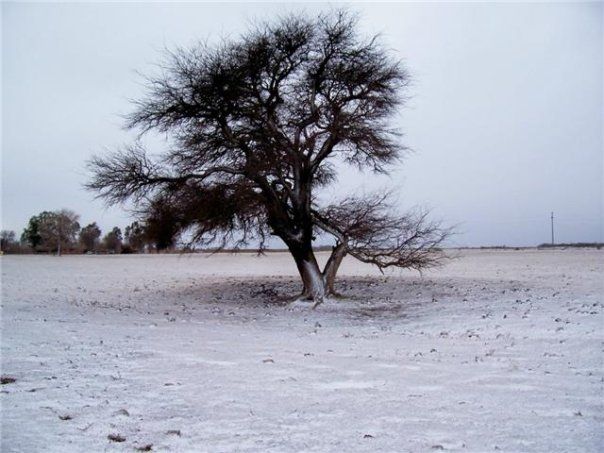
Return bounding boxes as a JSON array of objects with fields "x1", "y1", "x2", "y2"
[
  {"x1": 1, "y1": 230, "x2": 16, "y2": 253},
  {"x1": 21, "y1": 215, "x2": 43, "y2": 250},
  {"x1": 103, "y1": 227, "x2": 123, "y2": 253},
  {"x1": 124, "y1": 221, "x2": 147, "y2": 253},
  {"x1": 79, "y1": 222, "x2": 102, "y2": 253}
]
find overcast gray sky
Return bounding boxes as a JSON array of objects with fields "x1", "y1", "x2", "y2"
[{"x1": 2, "y1": 2, "x2": 602, "y2": 246}]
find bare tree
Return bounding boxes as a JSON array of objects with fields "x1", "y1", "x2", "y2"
[{"x1": 87, "y1": 10, "x2": 449, "y2": 304}]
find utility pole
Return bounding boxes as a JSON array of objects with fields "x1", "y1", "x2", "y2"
[{"x1": 550, "y1": 211, "x2": 555, "y2": 246}]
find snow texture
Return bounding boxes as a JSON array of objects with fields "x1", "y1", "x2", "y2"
[{"x1": 1, "y1": 249, "x2": 603, "y2": 452}]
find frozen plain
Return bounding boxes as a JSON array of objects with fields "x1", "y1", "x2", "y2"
[{"x1": 1, "y1": 249, "x2": 602, "y2": 452}]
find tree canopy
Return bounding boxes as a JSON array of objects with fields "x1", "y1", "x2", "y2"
[
  {"x1": 80, "y1": 222, "x2": 102, "y2": 253},
  {"x1": 22, "y1": 210, "x2": 80, "y2": 255},
  {"x1": 103, "y1": 227, "x2": 123, "y2": 254}
]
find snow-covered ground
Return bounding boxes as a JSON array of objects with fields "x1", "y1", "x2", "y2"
[{"x1": 1, "y1": 249, "x2": 602, "y2": 452}]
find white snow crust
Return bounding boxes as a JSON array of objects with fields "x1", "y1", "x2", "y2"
[{"x1": 1, "y1": 249, "x2": 602, "y2": 452}]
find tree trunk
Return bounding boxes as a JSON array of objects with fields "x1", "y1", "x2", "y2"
[
  {"x1": 322, "y1": 242, "x2": 347, "y2": 296},
  {"x1": 288, "y1": 241, "x2": 325, "y2": 307}
]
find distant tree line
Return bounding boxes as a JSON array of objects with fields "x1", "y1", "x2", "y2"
[{"x1": 0, "y1": 209, "x2": 176, "y2": 255}]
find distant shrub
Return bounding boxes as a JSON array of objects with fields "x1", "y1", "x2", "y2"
[{"x1": 537, "y1": 243, "x2": 603, "y2": 249}]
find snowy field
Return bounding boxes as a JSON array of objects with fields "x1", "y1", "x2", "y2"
[{"x1": 1, "y1": 249, "x2": 602, "y2": 452}]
